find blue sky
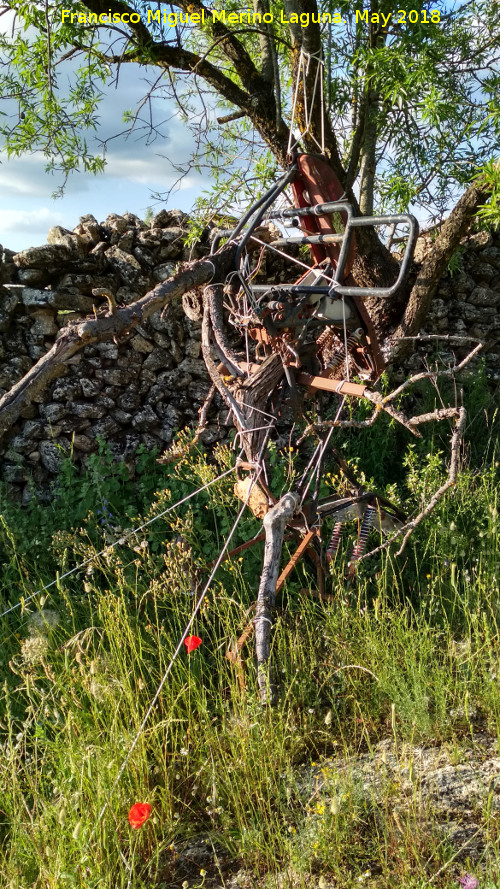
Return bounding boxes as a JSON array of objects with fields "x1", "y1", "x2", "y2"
[{"x1": 0, "y1": 62, "x2": 205, "y2": 253}]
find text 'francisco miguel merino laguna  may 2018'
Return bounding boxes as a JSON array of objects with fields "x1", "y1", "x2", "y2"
[{"x1": 60, "y1": 8, "x2": 442, "y2": 28}]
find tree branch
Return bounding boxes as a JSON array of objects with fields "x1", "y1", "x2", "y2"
[{"x1": 0, "y1": 248, "x2": 236, "y2": 442}]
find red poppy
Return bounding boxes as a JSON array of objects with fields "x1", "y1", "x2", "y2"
[
  {"x1": 184, "y1": 635, "x2": 202, "y2": 653},
  {"x1": 128, "y1": 802, "x2": 152, "y2": 829}
]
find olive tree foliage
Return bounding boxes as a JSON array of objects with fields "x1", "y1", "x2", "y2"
[{"x1": 0, "y1": 0, "x2": 499, "y2": 339}]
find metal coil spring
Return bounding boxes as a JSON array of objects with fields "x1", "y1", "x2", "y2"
[
  {"x1": 326, "y1": 521, "x2": 343, "y2": 562},
  {"x1": 351, "y1": 504, "x2": 376, "y2": 560},
  {"x1": 326, "y1": 328, "x2": 364, "y2": 371}
]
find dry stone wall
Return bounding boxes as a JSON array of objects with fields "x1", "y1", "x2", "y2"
[
  {"x1": 0, "y1": 213, "x2": 499, "y2": 502},
  {"x1": 0, "y1": 210, "x2": 295, "y2": 501}
]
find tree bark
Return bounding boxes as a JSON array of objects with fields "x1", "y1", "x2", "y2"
[
  {"x1": 255, "y1": 491, "x2": 299, "y2": 704},
  {"x1": 390, "y1": 178, "x2": 492, "y2": 358}
]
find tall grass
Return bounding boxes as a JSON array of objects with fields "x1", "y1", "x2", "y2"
[{"x1": 0, "y1": 391, "x2": 499, "y2": 889}]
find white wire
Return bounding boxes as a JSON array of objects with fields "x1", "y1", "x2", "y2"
[
  {"x1": 0, "y1": 466, "x2": 236, "y2": 620},
  {"x1": 86, "y1": 465, "x2": 263, "y2": 847}
]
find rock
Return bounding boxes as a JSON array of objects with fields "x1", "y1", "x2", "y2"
[
  {"x1": 80, "y1": 378, "x2": 101, "y2": 397},
  {"x1": 13, "y1": 243, "x2": 74, "y2": 268},
  {"x1": 133, "y1": 245, "x2": 156, "y2": 268},
  {"x1": 51, "y1": 381, "x2": 82, "y2": 401},
  {"x1": 3, "y1": 464, "x2": 26, "y2": 484},
  {"x1": 88, "y1": 417, "x2": 121, "y2": 437},
  {"x1": 131, "y1": 405, "x2": 159, "y2": 430},
  {"x1": 47, "y1": 225, "x2": 88, "y2": 257},
  {"x1": 452, "y1": 272, "x2": 475, "y2": 297},
  {"x1": 39, "y1": 440, "x2": 70, "y2": 473},
  {"x1": 70, "y1": 402, "x2": 107, "y2": 419},
  {"x1": 463, "y1": 230, "x2": 493, "y2": 251},
  {"x1": 151, "y1": 208, "x2": 188, "y2": 228},
  {"x1": 158, "y1": 227, "x2": 185, "y2": 260},
  {"x1": 28, "y1": 310, "x2": 58, "y2": 337},
  {"x1": 99, "y1": 368, "x2": 133, "y2": 387},
  {"x1": 76, "y1": 214, "x2": 102, "y2": 244},
  {"x1": 117, "y1": 230, "x2": 135, "y2": 253},
  {"x1": 71, "y1": 434, "x2": 95, "y2": 452},
  {"x1": 0, "y1": 288, "x2": 20, "y2": 332},
  {"x1": 111, "y1": 409, "x2": 132, "y2": 424},
  {"x1": 20, "y1": 288, "x2": 51, "y2": 307},
  {"x1": 130, "y1": 333, "x2": 155, "y2": 354},
  {"x1": 470, "y1": 262, "x2": 496, "y2": 283},
  {"x1": 104, "y1": 245, "x2": 143, "y2": 285},
  {"x1": 142, "y1": 348, "x2": 171, "y2": 372},
  {"x1": 478, "y1": 245, "x2": 500, "y2": 269},
  {"x1": 178, "y1": 357, "x2": 209, "y2": 377},
  {"x1": 118, "y1": 387, "x2": 141, "y2": 411},
  {"x1": 152, "y1": 262, "x2": 177, "y2": 283},
  {"x1": 468, "y1": 286, "x2": 500, "y2": 307},
  {"x1": 17, "y1": 268, "x2": 50, "y2": 285},
  {"x1": 39, "y1": 403, "x2": 68, "y2": 423}
]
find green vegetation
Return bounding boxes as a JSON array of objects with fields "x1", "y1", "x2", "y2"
[{"x1": 0, "y1": 386, "x2": 499, "y2": 889}]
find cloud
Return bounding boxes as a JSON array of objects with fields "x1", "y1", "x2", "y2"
[{"x1": 0, "y1": 206, "x2": 65, "y2": 234}]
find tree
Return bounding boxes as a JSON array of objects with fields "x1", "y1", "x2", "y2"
[{"x1": 0, "y1": 0, "x2": 499, "y2": 348}]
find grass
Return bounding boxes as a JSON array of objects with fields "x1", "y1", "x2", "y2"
[{"x1": 0, "y1": 387, "x2": 499, "y2": 889}]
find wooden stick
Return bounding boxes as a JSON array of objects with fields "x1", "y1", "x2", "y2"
[{"x1": 254, "y1": 492, "x2": 299, "y2": 704}]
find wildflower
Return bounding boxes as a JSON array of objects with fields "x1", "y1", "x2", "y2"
[
  {"x1": 200, "y1": 869, "x2": 207, "y2": 877},
  {"x1": 457, "y1": 876, "x2": 479, "y2": 889},
  {"x1": 184, "y1": 635, "x2": 202, "y2": 653},
  {"x1": 27, "y1": 609, "x2": 60, "y2": 635},
  {"x1": 21, "y1": 633, "x2": 49, "y2": 664},
  {"x1": 128, "y1": 802, "x2": 152, "y2": 828}
]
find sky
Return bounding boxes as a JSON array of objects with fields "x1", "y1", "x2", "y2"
[{"x1": 0, "y1": 63, "x2": 205, "y2": 253}]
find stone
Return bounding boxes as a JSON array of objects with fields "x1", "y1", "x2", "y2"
[
  {"x1": 70, "y1": 402, "x2": 107, "y2": 419},
  {"x1": 468, "y1": 286, "x2": 500, "y2": 307},
  {"x1": 99, "y1": 368, "x2": 133, "y2": 387},
  {"x1": 133, "y1": 246, "x2": 155, "y2": 268},
  {"x1": 17, "y1": 268, "x2": 50, "y2": 285},
  {"x1": 95, "y1": 342, "x2": 119, "y2": 359},
  {"x1": 47, "y1": 225, "x2": 88, "y2": 257},
  {"x1": 0, "y1": 288, "x2": 20, "y2": 332},
  {"x1": 104, "y1": 245, "x2": 142, "y2": 285},
  {"x1": 111, "y1": 409, "x2": 132, "y2": 424},
  {"x1": 88, "y1": 417, "x2": 121, "y2": 437},
  {"x1": 71, "y1": 434, "x2": 95, "y2": 452},
  {"x1": 80, "y1": 378, "x2": 101, "y2": 397},
  {"x1": 23, "y1": 420, "x2": 44, "y2": 438},
  {"x1": 29, "y1": 310, "x2": 58, "y2": 337},
  {"x1": 39, "y1": 440, "x2": 70, "y2": 473},
  {"x1": 470, "y1": 262, "x2": 495, "y2": 283},
  {"x1": 20, "y1": 288, "x2": 51, "y2": 308},
  {"x1": 151, "y1": 208, "x2": 188, "y2": 228},
  {"x1": 452, "y1": 272, "x2": 475, "y2": 297},
  {"x1": 116, "y1": 286, "x2": 146, "y2": 305},
  {"x1": 117, "y1": 230, "x2": 135, "y2": 253},
  {"x1": 178, "y1": 357, "x2": 209, "y2": 377},
  {"x1": 2, "y1": 464, "x2": 26, "y2": 484},
  {"x1": 478, "y1": 245, "x2": 500, "y2": 269},
  {"x1": 104, "y1": 213, "x2": 129, "y2": 236},
  {"x1": 463, "y1": 230, "x2": 493, "y2": 250},
  {"x1": 141, "y1": 348, "x2": 171, "y2": 372},
  {"x1": 46, "y1": 290, "x2": 96, "y2": 313},
  {"x1": 152, "y1": 262, "x2": 177, "y2": 283},
  {"x1": 51, "y1": 380, "x2": 81, "y2": 401},
  {"x1": 76, "y1": 214, "x2": 101, "y2": 244},
  {"x1": 118, "y1": 388, "x2": 140, "y2": 411},
  {"x1": 13, "y1": 243, "x2": 74, "y2": 268},
  {"x1": 130, "y1": 333, "x2": 155, "y2": 354},
  {"x1": 39, "y1": 403, "x2": 68, "y2": 422},
  {"x1": 131, "y1": 405, "x2": 159, "y2": 430}
]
